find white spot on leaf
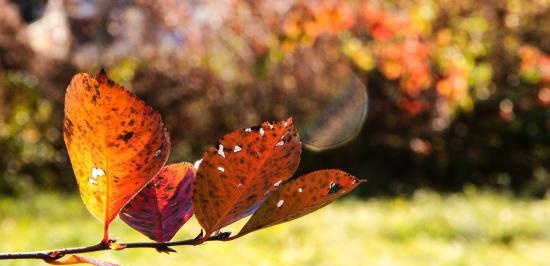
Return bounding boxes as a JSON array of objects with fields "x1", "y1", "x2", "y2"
[
  {"x1": 259, "y1": 128, "x2": 265, "y2": 136},
  {"x1": 154, "y1": 149, "x2": 162, "y2": 158},
  {"x1": 275, "y1": 141, "x2": 284, "y2": 147},
  {"x1": 218, "y1": 166, "x2": 225, "y2": 172},
  {"x1": 218, "y1": 144, "x2": 225, "y2": 158},
  {"x1": 91, "y1": 167, "x2": 105, "y2": 178},
  {"x1": 88, "y1": 177, "x2": 97, "y2": 185},
  {"x1": 277, "y1": 199, "x2": 284, "y2": 208},
  {"x1": 233, "y1": 145, "x2": 242, "y2": 152},
  {"x1": 245, "y1": 128, "x2": 252, "y2": 133},
  {"x1": 268, "y1": 123, "x2": 274, "y2": 129},
  {"x1": 274, "y1": 180, "x2": 282, "y2": 187},
  {"x1": 298, "y1": 187, "x2": 303, "y2": 193},
  {"x1": 193, "y1": 159, "x2": 203, "y2": 170}
]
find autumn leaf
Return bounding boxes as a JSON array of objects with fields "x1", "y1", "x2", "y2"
[
  {"x1": 192, "y1": 118, "x2": 301, "y2": 237},
  {"x1": 45, "y1": 255, "x2": 119, "y2": 266},
  {"x1": 237, "y1": 170, "x2": 364, "y2": 237},
  {"x1": 120, "y1": 163, "x2": 195, "y2": 242},
  {"x1": 63, "y1": 71, "x2": 170, "y2": 242}
]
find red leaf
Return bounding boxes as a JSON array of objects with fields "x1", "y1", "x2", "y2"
[
  {"x1": 192, "y1": 118, "x2": 301, "y2": 236},
  {"x1": 45, "y1": 255, "x2": 119, "y2": 266},
  {"x1": 63, "y1": 71, "x2": 170, "y2": 241},
  {"x1": 237, "y1": 170, "x2": 364, "y2": 237},
  {"x1": 120, "y1": 163, "x2": 195, "y2": 242}
]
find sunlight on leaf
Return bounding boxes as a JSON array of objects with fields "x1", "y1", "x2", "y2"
[
  {"x1": 192, "y1": 118, "x2": 301, "y2": 236},
  {"x1": 238, "y1": 169, "x2": 364, "y2": 237},
  {"x1": 63, "y1": 71, "x2": 170, "y2": 242}
]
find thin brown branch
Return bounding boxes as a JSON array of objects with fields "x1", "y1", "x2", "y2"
[{"x1": 0, "y1": 232, "x2": 232, "y2": 261}]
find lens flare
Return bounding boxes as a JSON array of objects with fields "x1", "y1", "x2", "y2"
[{"x1": 297, "y1": 74, "x2": 368, "y2": 151}]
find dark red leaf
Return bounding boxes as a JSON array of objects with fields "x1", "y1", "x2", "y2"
[{"x1": 120, "y1": 163, "x2": 195, "y2": 242}]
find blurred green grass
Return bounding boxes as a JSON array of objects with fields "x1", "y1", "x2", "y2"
[{"x1": 2, "y1": 189, "x2": 550, "y2": 266}]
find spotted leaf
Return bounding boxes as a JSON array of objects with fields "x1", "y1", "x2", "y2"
[
  {"x1": 237, "y1": 170, "x2": 364, "y2": 236},
  {"x1": 192, "y1": 118, "x2": 301, "y2": 236},
  {"x1": 120, "y1": 163, "x2": 195, "y2": 242},
  {"x1": 45, "y1": 254, "x2": 120, "y2": 266},
  {"x1": 63, "y1": 71, "x2": 170, "y2": 242}
]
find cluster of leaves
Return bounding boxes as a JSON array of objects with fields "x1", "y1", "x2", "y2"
[
  {"x1": 0, "y1": 0, "x2": 548, "y2": 196},
  {"x1": 48, "y1": 71, "x2": 363, "y2": 265}
]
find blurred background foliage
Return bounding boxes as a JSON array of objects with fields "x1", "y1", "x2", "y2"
[{"x1": 0, "y1": 0, "x2": 549, "y2": 197}]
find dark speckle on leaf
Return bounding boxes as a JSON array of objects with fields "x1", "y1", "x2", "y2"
[
  {"x1": 118, "y1": 131, "x2": 134, "y2": 142},
  {"x1": 328, "y1": 182, "x2": 343, "y2": 195},
  {"x1": 250, "y1": 125, "x2": 262, "y2": 131},
  {"x1": 64, "y1": 118, "x2": 74, "y2": 138}
]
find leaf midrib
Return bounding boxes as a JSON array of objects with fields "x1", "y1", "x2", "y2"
[{"x1": 207, "y1": 125, "x2": 294, "y2": 234}]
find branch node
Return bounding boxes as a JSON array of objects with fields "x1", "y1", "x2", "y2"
[
  {"x1": 194, "y1": 230, "x2": 204, "y2": 240},
  {"x1": 47, "y1": 250, "x2": 64, "y2": 260},
  {"x1": 155, "y1": 245, "x2": 177, "y2": 253},
  {"x1": 107, "y1": 239, "x2": 127, "y2": 250},
  {"x1": 215, "y1": 231, "x2": 232, "y2": 240}
]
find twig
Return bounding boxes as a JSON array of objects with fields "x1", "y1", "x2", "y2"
[{"x1": 0, "y1": 232, "x2": 235, "y2": 261}]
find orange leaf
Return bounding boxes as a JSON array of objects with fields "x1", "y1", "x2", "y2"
[
  {"x1": 237, "y1": 170, "x2": 364, "y2": 237},
  {"x1": 192, "y1": 118, "x2": 301, "y2": 236},
  {"x1": 45, "y1": 255, "x2": 119, "y2": 266},
  {"x1": 63, "y1": 71, "x2": 170, "y2": 242},
  {"x1": 120, "y1": 163, "x2": 196, "y2": 242}
]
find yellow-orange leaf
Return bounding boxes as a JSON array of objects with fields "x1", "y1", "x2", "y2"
[
  {"x1": 238, "y1": 170, "x2": 364, "y2": 237},
  {"x1": 63, "y1": 71, "x2": 170, "y2": 241},
  {"x1": 45, "y1": 255, "x2": 119, "y2": 266}
]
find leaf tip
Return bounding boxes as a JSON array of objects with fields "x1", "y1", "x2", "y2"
[
  {"x1": 286, "y1": 117, "x2": 294, "y2": 125},
  {"x1": 95, "y1": 68, "x2": 112, "y2": 84}
]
